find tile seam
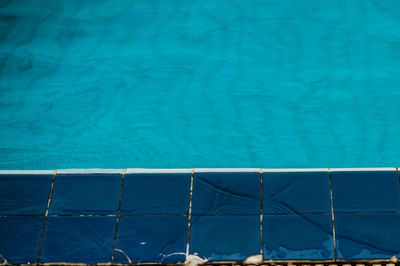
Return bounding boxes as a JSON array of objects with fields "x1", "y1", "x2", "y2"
[
  {"x1": 397, "y1": 167, "x2": 400, "y2": 191},
  {"x1": 260, "y1": 168, "x2": 263, "y2": 256},
  {"x1": 111, "y1": 169, "x2": 127, "y2": 264},
  {"x1": 185, "y1": 168, "x2": 195, "y2": 258},
  {"x1": 328, "y1": 168, "x2": 337, "y2": 261},
  {"x1": 36, "y1": 170, "x2": 57, "y2": 264}
]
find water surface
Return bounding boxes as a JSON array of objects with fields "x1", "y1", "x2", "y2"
[{"x1": 1, "y1": 0, "x2": 400, "y2": 169}]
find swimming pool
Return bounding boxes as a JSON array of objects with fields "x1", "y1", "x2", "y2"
[{"x1": 1, "y1": 0, "x2": 400, "y2": 169}]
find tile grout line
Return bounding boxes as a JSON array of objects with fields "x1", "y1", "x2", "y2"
[
  {"x1": 36, "y1": 169, "x2": 57, "y2": 264},
  {"x1": 111, "y1": 168, "x2": 127, "y2": 264},
  {"x1": 328, "y1": 168, "x2": 337, "y2": 261},
  {"x1": 185, "y1": 168, "x2": 195, "y2": 258},
  {"x1": 259, "y1": 168, "x2": 263, "y2": 256},
  {"x1": 397, "y1": 168, "x2": 400, "y2": 190}
]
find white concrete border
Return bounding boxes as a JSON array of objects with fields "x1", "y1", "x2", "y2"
[
  {"x1": 126, "y1": 168, "x2": 192, "y2": 174},
  {"x1": 57, "y1": 169, "x2": 124, "y2": 174},
  {"x1": 194, "y1": 168, "x2": 260, "y2": 173},
  {"x1": 330, "y1": 167, "x2": 396, "y2": 172},
  {"x1": 0, "y1": 170, "x2": 55, "y2": 175},
  {"x1": 0, "y1": 167, "x2": 397, "y2": 174},
  {"x1": 262, "y1": 168, "x2": 328, "y2": 172}
]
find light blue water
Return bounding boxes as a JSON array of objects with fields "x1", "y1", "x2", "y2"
[{"x1": 1, "y1": 0, "x2": 400, "y2": 169}]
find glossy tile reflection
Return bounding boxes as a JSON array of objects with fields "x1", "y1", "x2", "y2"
[
  {"x1": 0, "y1": 174, "x2": 52, "y2": 214},
  {"x1": 190, "y1": 215, "x2": 260, "y2": 261},
  {"x1": 41, "y1": 216, "x2": 116, "y2": 263},
  {"x1": 115, "y1": 216, "x2": 187, "y2": 263},
  {"x1": 335, "y1": 213, "x2": 400, "y2": 260},
  {"x1": 192, "y1": 172, "x2": 260, "y2": 215},
  {"x1": 263, "y1": 214, "x2": 333, "y2": 260},
  {"x1": 263, "y1": 171, "x2": 331, "y2": 214},
  {"x1": 0, "y1": 216, "x2": 44, "y2": 264},
  {"x1": 332, "y1": 170, "x2": 400, "y2": 212},
  {"x1": 50, "y1": 174, "x2": 121, "y2": 214},
  {"x1": 120, "y1": 173, "x2": 190, "y2": 214}
]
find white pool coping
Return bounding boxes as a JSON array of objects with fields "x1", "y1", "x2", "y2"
[{"x1": 0, "y1": 167, "x2": 397, "y2": 174}]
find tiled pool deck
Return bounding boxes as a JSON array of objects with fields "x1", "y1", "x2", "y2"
[{"x1": 0, "y1": 168, "x2": 400, "y2": 265}]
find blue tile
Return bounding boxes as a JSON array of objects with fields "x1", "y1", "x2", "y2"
[
  {"x1": 120, "y1": 173, "x2": 190, "y2": 214},
  {"x1": 115, "y1": 216, "x2": 187, "y2": 263},
  {"x1": 335, "y1": 213, "x2": 400, "y2": 260},
  {"x1": 263, "y1": 171, "x2": 331, "y2": 214},
  {"x1": 192, "y1": 172, "x2": 260, "y2": 215},
  {"x1": 0, "y1": 174, "x2": 52, "y2": 214},
  {"x1": 49, "y1": 174, "x2": 121, "y2": 214},
  {"x1": 190, "y1": 215, "x2": 260, "y2": 261},
  {"x1": 40, "y1": 216, "x2": 116, "y2": 263},
  {"x1": 0, "y1": 216, "x2": 44, "y2": 264},
  {"x1": 263, "y1": 214, "x2": 333, "y2": 260},
  {"x1": 332, "y1": 171, "x2": 400, "y2": 212}
]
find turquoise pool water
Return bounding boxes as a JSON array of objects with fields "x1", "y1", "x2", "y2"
[{"x1": 1, "y1": 0, "x2": 400, "y2": 169}]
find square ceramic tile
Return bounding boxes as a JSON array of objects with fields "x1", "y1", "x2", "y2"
[
  {"x1": 115, "y1": 216, "x2": 187, "y2": 263},
  {"x1": 0, "y1": 216, "x2": 44, "y2": 264},
  {"x1": 189, "y1": 215, "x2": 260, "y2": 261},
  {"x1": 0, "y1": 174, "x2": 52, "y2": 214},
  {"x1": 263, "y1": 214, "x2": 333, "y2": 260},
  {"x1": 192, "y1": 172, "x2": 260, "y2": 215},
  {"x1": 335, "y1": 213, "x2": 400, "y2": 260},
  {"x1": 120, "y1": 173, "x2": 190, "y2": 214},
  {"x1": 40, "y1": 216, "x2": 116, "y2": 263},
  {"x1": 263, "y1": 171, "x2": 331, "y2": 214},
  {"x1": 331, "y1": 171, "x2": 400, "y2": 212},
  {"x1": 49, "y1": 174, "x2": 121, "y2": 214}
]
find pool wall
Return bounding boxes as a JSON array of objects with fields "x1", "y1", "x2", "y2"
[{"x1": 0, "y1": 168, "x2": 399, "y2": 264}]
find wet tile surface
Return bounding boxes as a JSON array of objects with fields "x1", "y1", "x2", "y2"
[
  {"x1": 190, "y1": 215, "x2": 260, "y2": 261},
  {"x1": 0, "y1": 216, "x2": 44, "y2": 264},
  {"x1": 40, "y1": 216, "x2": 116, "y2": 263},
  {"x1": 120, "y1": 173, "x2": 190, "y2": 215},
  {"x1": 263, "y1": 214, "x2": 333, "y2": 260},
  {"x1": 263, "y1": 171, "x2": 331, "y2": 214},
  {"x1": 49, "y1": 174, "x2": 121, "y2": 214},
  {"x1": 115, "y1": 216, "x2": 187, "y2": 263},
  {"x1": 0, "y1": 174, "x2": 52, "y2": 214},
  {"x1": 1, "y1": 170, "x2": 400, "y2": 263},
  {"x1": 335, "y1": 213, "x2": 400, "y2": 260},
  {"x1": 332, "y1": 171, "x2": 400, "y2": 212},
  {"x1": 192, "y1": 172, "x2": 260, "y2": 215}
]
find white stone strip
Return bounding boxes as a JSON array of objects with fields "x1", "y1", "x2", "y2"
[
  {"x1": 0, "y1": 167, "x2": 397, "y2": 175},
  {"x1": 126, "y1": 168, "x2": 192, "y2": 174},
  {"x1": 57, "y1": 168, "x2": 124, "y2": 174},
  {"x1": 262, "y1": 168, "x2": 328, "y2": 172},
  {"x1": 330, "y1": 167, "x2": 396, "y2": 172},
  {"x1": 0, "y1": 170, "x2": 55, "y2": 175},
  {"x1": 194, "y1": 168, "x2": 260, "y2": 173}
]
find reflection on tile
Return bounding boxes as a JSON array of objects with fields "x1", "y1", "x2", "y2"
[
  {"x1": 332, "y1": 171, "x2": 400, "y2": 212},
  {"x1": 335, "y1": 213, "x2": 400, "y2": 260},
  {"x1": 263, "y1": 171, "x2": 331, "y2": 214},
  {"x1": 40, "y1": 216, "x2": 116, "y2": 263},
  {"x1": 120, "y1": 173, "x2": 190, "y2": 214},
  {"x1": 0, "y1": 216, "x2": 44, "y2": 264},
  {"x1": 192, "y1": 172, "x2": 260, "y2": 215},
  {"x1": 190, "y1": 215, "x2": 260, "y2": 261},
  {"x1": 49, "y1": 174, "x2": 121, "y2": 214},
  {"x1": 0, "y1": 174, "x2": 52, "y2": 214},
  {"x1": 115, "y1": 216, "x2": 187, "y2": 263},
  {"x1": 263, "y1": 214, "x2": 333, "y2": 260}
]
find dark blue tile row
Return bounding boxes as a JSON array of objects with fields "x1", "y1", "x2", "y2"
[
  {"x1": 2, "y1": 213, "x2": 400, "y2": 263},
  {"x1": 0, "y1": 174, "x2": 53, "y2": 215},
  {"x1": 1, "y1": 170, "x2": 399, "y2": 216},
  {"x1": 0, "y1": 170, "x2": 399, "y2": 263}
]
